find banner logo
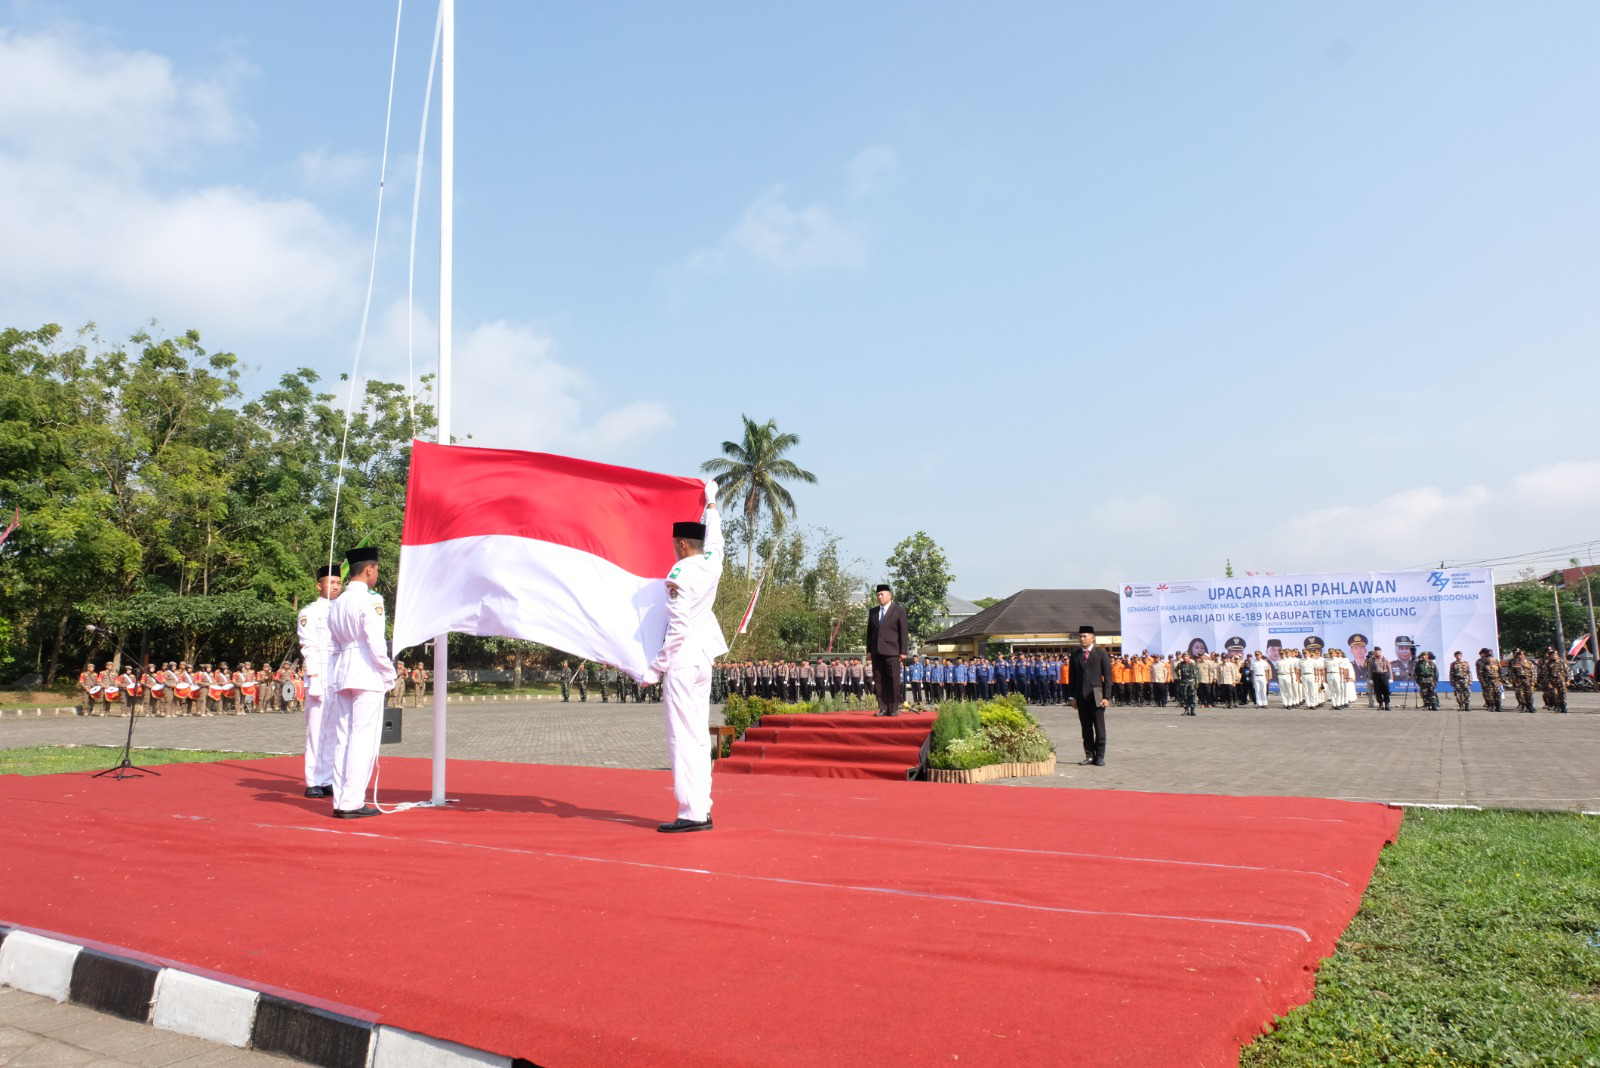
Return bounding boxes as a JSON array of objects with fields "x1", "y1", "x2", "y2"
[{"x1": 1427, "y1": 571, "x2": 1451, "y2": 592}]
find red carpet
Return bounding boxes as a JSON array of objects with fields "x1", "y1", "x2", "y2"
[
  {"x1": 0, "y1": 757, "x2": 1400, "y2": 1067},
  {"x1": 717, "y1": 711, "x2": 934, "y2": 779}
]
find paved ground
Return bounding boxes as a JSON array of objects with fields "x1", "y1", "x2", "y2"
[
  {"x1": 2, "y1": 692, "x2": 1596, "y2": 810},
  {"x1": 3, "y1": 693, "x2": 1597, "y2": 1059},
  {"x1": 0, "y1": 987, "x2": 291, "y2": 1068}
]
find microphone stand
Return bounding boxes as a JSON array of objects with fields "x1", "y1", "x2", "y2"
[{"x1": 94, "y1": 692, "x2": 160, "y2": 780}]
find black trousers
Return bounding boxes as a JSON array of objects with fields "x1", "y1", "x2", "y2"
[
  {"x1": 1074, "y1": 695, "x2": 1107, "y2": 757},
  {"x1": 1371, "y1": 673, "x2": 1391, "y2": 707},
  {"x1": 871, "y1": 653, "x2": 902, "y2": 713}
]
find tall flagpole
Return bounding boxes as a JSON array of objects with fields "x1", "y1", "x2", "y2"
[{"x1": 431, "y1": 0, "x2": 454, "y2": 804}]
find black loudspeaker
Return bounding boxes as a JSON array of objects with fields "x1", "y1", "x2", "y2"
[{"x1": 381, "y1": 706, "x2": 402, "y2": 744}]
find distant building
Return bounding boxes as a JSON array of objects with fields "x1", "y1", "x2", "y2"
[
  {"x1": 930, "y1": 594, "x2": 983, "y2": 634},
  {"x1": 921, "y1": 589, "x2": 1121, "y2": 657}
]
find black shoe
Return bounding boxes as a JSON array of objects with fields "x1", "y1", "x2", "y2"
[
  {"x1": 886, "y1": 710, "x2": 900, "y2": 717},
  {"x1": 1092, "y1": 756, "x2": 1106, "y2": 766},
  {"x1": 657, "y1": 817, "x2": 713, "y2": 833},
  {"x1": 874, "y1": 711, "x2": 890, "y2": 717},
  {"x1": 333, "y1": 805, "x2": 380, "y2": 819},
  {"x1": 1077, "y1": 756, "x2": 1095, "y2": 766},
  {"x1": 304, "y1": 786, "x2": 326, "y2": 798}
]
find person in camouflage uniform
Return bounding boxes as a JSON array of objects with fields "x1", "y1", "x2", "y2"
[
  {"x1": 1475, "y1": 648, "x2": 1502, "y2": 711},
  {"x1": 1539, "y1": 647, "x2": 1568, "y2": 713},
  {"x1": 1414, "y1": 652, "x2": 1439, "y2": 709},
  {"x1": 1448, "y1": 651, "x2": 1472, "y2": 710},
  {"x1": 1175, "y1": 654, "x2": 1199, "y2": 716},
  {"x1": 1506, "y1": 650, "x2": 1536, "y2": 712}
]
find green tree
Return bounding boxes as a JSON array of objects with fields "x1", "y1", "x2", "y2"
[
  {"x1": 1495, "y1": 581, "x2": 1588, "y2": 656},
  {"x1": 701, "y1": 415, "x2": 817, "y2": 578},
  {"x1": 886, "y1": 532, "x2": 955, "y2": 642},
  {"x1": 972, "y1": 596, "x2": 1002, "y2": 610}
]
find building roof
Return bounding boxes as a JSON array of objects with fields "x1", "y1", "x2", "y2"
[
  {"x1": 944, "y1": 594, "x2": 982, "y2": 618},
  {"x1": 925, "y1": 589, "x2": 1121, "y2": 642}
]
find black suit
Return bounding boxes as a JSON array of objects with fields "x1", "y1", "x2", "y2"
[
  {"x1": 865, "y1": 601, "x2": 909, "y2": 713},
  {"x1": 1066, "y1": 645, "x2": 1113, "y2": 761}
]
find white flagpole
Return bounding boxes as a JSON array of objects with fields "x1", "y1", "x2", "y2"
[{"x1": 431, "y1": 0, "x2": 454, "y2": 805}]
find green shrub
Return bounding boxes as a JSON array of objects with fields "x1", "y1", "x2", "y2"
[
  {"x1": 983, "y1": 721, "x2": 1054, "y2": 763},
  {"x1": 978, "y1": 704, "x2": 1030, "y2": 731},
  {"x1": 930, "y1": 701, "x2": 982, "y2": 754},
  {"x1": 999, "y1": 691, "x2": 1028, "y2": 714},
  {"x1": 928, "y1": 735, "x2": 1003, "y2": 770}
]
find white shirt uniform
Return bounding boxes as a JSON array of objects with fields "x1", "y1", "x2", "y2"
[
  {"x1": 648, "y1": 503, "x2": 725, "y2": 823},
  {"x1": 1303, "y1": 656, "x2": 1326, "y2": 707},
  {"x1": 1251, "y1": 658, "x2": 1271, "y2": 706},
  {"x1": 327, "y1": 579, "x2": 396, "y2": 811},
  {"x1": 1278, "y1": 657, "x2": 1301, "y2": 707},
  {"x1": 297, "y1": 597, "x2": 337, "y2": 788}
]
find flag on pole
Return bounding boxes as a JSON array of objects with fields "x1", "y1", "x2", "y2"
[
  {"x1": 392, "y1": 442, "x2": 707, "y2": 678},
  {"x1": 826, "y1": 614, "x2": 845, "y2": 652},
  {"x1": 737, "y1": 569, "x2": 767, "y2": 635},
  {"x1": 1569, "y1": 634, "x2": 1589, "y2": 658},
  {"x1": 0, "y1": 508, "x2": 16, "y2": 550}
]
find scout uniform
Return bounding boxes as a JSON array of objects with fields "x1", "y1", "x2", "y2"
[
  {"x1": 327, "y1": 548, "x2": 396, "y2": 817},
  {"x1": 298, "y1": 564, "x2": 339, "y2": 797}
]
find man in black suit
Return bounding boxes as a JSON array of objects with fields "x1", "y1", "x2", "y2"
[
  {"x1": 1066, "y1": 625, "x2": 1113, "y2": 766},
  {"x1": 865, "y1": 583, "x2": 909, "y2": 716}
]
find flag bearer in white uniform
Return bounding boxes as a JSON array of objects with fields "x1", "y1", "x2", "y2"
[
  {"x1": 297, "y1": 563, "x2": 342, "y2": 799},
  {"x1": 641, "y1": 484, "x2": 727, "y2": 833},
  {"x1": 327, "y1": 547, "x2": 396, "y2": 819}
]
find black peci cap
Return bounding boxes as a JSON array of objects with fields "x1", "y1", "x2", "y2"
[
  {"x1": 876, "y1": 584, "x2": 891, "y2": 593},
  {"x1": 1079, "y1": 625, "x2": 1096, "y2": 634},
  {"x1": 673, "y1": 521, "x2": 707, "y2": 541},
  {"x1": 345, "y1": 547, "x2": 379, "y2": 566},
  {"x1": 315, "y1": 564, "x2": 338, "y2": 579}
]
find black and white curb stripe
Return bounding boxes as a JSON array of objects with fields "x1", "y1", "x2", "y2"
[{"x1": 0, "y1": 924, "x2": 538, "y2": 1068}]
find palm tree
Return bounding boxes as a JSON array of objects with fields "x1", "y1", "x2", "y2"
[{"x1": 702, "y1": 415, "x2": 818, "y2": 577}]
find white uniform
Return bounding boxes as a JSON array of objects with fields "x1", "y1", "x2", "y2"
[
  {"x1": 327, "y1": 579, "x2": 396, "y2": 812},
  {"x1": 1334, "y1": 657, "x2": 1357, "y2": 708},
  {"x1": 644, "y1": 503, "x2": 727, "y2": 822},
  {"x1": 1303, "y1": 656, "x2": 1327, "y2": 708},
  {"x1": 1251, "y1": 657, "x2": 1271, "y2": 706},
  {"x1": 1278, "y1": 657, "x2": 1302, "y2": 707},
  {"x1": 297, "y1": 597, "x2": 337, "y2": 788}
]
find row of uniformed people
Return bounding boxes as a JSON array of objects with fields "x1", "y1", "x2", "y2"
[
  {"x1": 77, "y1": 661, "x2": 307, "y2": 717},
  {"x1": 720, "y1": 659, "x2": 875, "y2": 702}
]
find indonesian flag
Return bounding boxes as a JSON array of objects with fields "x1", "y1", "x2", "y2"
[
  {"x1": 1569, "y1": 634, "x2": 1589, "y2": 658},
  {"x1": 392, "y1": 442, "x2": 707, "y2": 679}
]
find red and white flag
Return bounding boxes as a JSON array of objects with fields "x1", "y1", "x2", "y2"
[
  {"x1": 1569, "y1": 634, "x2": 1589, "y2": 658},
  {"x1": 392, "y1": 442, "x2": 707, "y2": 678}
]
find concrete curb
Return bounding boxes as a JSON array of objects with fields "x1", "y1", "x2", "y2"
[{"x1": 0, "y1": 923, "x2": 529, "y2": 1068}]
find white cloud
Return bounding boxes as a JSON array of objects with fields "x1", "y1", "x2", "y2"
[
  {"x1": 0, "y1": 26, "x2": 361, "y2": 341},
  {"x1": 1002, "y1": 460, "x2": 1600, "y2": 592},
  {"x1": 847, "y1": 144, "x2": 898, "y2": 197},
  {"x1": 360, "y1": 308, "x2": 674, "y2": 461},
  {"x1": 685, "y1": 185, "x2": 868, "y2": 275},
  {"x1": 295, "y1": 148, "x2": 378, "y2": 191}
]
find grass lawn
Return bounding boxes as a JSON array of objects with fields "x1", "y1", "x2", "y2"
[
  {"x1": 1243, "y1": 808, "x2": 1600, "y2": 1067},
  {"x1": 0, "y1": 745, "x2": 274, "y2": 776}
]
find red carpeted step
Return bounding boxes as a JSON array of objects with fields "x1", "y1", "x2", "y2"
[
  {"x1": 714, "y1": 757, "x2": 915, "y2": 780},
  {"x1": 726, "y1": 741, "x2": 924, "y2": 765},
  {"x1": 742, "y1": 726, "x2": 928, "y2": 746},
  {"x1": 758, "y1": 713, "x2": 933, "y2": 730},
  {"x1": 718, "y1": 711, "x2": 934, "y2": 780}
]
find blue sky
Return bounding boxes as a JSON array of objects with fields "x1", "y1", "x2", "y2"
[{"x1": 5, "y1": 1, "x2": 1599, "y2": 596}]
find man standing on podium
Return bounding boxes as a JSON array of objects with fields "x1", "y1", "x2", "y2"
[
  {"x1": 1066, "y1": 625, "x2": 1114, "y2": 766},
  {"x1": 867, "y1": 584, "x2": 909, "y2": 716},
  {"x1": 327, "y1": 546, "x2": 396, "y2": 819}
]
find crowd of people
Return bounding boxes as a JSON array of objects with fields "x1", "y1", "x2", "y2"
[
  {"x1": 75, "y1": 660, "x2": 435, "y2": 716},
  {"x1": 704, "y1": 643, "x2": 1576, "y2": 716}
]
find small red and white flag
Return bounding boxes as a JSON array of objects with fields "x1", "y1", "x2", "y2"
[
  {"x1": 0, "y1": 508, "x2": 17, "y2": 550},
  {"x1": 737, "y1": 569, "x2": 767, "y2": 635},
  {"x1": 1568, "y1": 634, "x2": 1589, "y2": 658},
  {"x1": 392, "y1": 442, "x2": 707, "y2": 678}
]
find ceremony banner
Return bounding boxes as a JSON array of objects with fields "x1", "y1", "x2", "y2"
[{"x1": 1118, "y1": 569, "x2": 1499, "y2": 689}]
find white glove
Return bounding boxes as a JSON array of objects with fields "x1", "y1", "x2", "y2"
[
  {"x1": 704, "y1": 479, "x2": 718, "y2": 503},
  {"x1": 640, "y1": 668, "x2": 661, "y2": 686}
]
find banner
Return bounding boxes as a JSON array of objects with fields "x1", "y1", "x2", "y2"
[{"x1": 1119, "y1": 569, "x2": 1499, "y2": 688}]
